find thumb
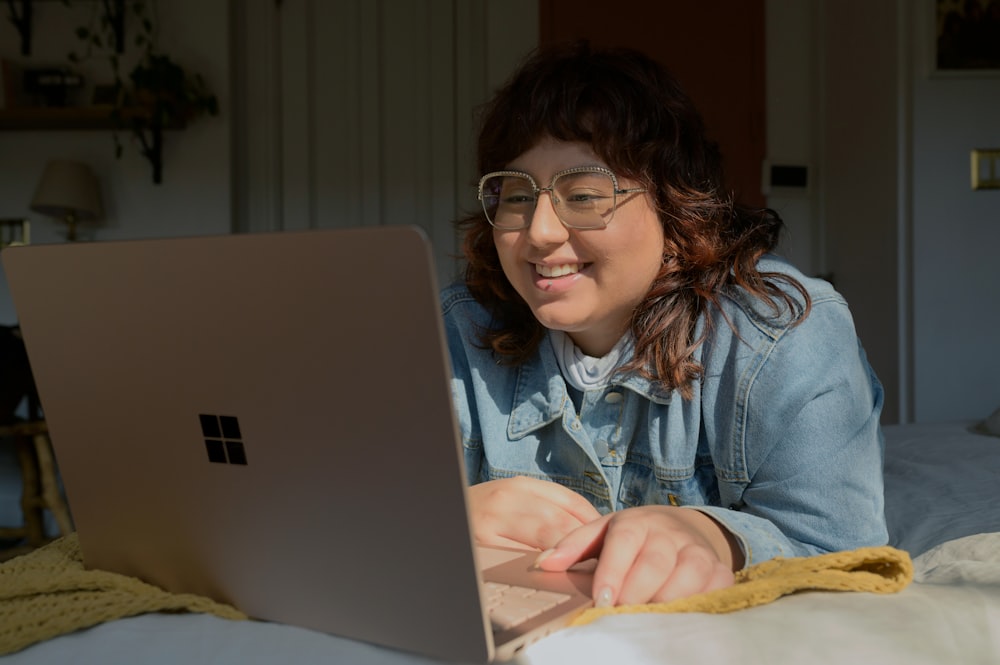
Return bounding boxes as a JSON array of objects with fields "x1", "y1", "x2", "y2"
[{"x1": 533, "y1": 513, "x2": 611, "y2": 571}]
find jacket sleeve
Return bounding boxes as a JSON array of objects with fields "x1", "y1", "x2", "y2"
[
  {"x1": 695, "y1": 295, "x2": 888, "y2": 566},
  {"x1": 441, "y1": 289, "x2": 485, "y2": 486}
]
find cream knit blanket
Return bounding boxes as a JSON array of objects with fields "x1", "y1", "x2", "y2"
[{"x1": 0, "y1": 535, "x2": 912, "y2": 655}]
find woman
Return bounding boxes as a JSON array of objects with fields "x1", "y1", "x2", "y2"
[{"x1": 441, "y1": 41, "x2": 887, "y2": 608}]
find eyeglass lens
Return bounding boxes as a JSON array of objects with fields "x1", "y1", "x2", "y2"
[{"x1": 481, "y1": 170, "x2": 618, "y2": 229}]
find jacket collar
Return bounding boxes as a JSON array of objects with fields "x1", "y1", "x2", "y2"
[{"x1": 506, "y1": 335, "x2": 674, "y2": 439}]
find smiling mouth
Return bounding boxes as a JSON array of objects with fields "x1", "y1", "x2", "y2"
[{"x1": 535, "y1": 263, "x2": 585, "y2": 278}]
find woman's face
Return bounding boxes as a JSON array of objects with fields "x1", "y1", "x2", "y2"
[{"x1": 492, "y1": 138, "x2": 664, "y2": 356}]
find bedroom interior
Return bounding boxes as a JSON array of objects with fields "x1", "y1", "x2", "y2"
[{"x1": 0, "y1": 1, "x2": 998, "y2": 663}]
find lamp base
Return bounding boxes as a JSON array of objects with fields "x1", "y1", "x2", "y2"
[{"x1": 63, "y1": 214, "x2": 78, "y2": 242}]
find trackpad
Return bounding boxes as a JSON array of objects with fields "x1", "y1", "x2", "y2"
[{"x1": 477, "y1": 546, "x2": 534, "y2": 570}]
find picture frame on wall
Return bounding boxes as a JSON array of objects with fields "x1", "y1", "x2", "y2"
[{"x1": 933, "y1": 0, "x2": 1000, "y2": 75}]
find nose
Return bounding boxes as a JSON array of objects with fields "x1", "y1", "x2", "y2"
[{"x1": 525, "y1": 190, "x2": 569, "y2": 247}]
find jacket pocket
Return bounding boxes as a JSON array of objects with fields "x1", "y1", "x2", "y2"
[{"x1": 618, "y1": 461, "x2": 720, "y2": 509}]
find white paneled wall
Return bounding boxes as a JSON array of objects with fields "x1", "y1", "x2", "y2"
[{"x1": 230, "y1": 0, "x2": 538, "y2": 284}]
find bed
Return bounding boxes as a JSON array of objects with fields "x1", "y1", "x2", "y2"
[{"x1": 2, "y1": 417, "x2": 999, "y2": 665}]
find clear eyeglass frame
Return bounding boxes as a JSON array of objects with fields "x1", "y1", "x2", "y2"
[{"x1": 477, "y1": 165, "x2": 647, "y2": 230}]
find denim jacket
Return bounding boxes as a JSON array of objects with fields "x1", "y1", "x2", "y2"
[{"x1": 441, "y1": 255, "x2": 888, "y2": 566}]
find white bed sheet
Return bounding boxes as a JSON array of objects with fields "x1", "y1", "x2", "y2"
[
  {"x1": 883, "y1": 421, "x2": 1000, "y2": 556},
  {"x1": 3, "y1": 421, "x2": 999, "y2": 664},
  {"x1": 4, "y1": 536, "x2": 999, "y2": 665}
]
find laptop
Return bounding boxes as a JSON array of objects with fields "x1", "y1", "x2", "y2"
[{"x1": 1, "y1": 226, "x2": 593, "y2": 662}]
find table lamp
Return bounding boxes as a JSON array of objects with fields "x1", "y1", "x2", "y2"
[{"x1": 30, "y1": 160, "x2": 103, "y2": 241}]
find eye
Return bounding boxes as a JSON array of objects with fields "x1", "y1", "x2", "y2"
[
  {"x1": 556, "y1": 171, "x2": 615, "y2": 206},
  {"x1": 498, "y1": 183, "x2": 536, "y2": 206},
  {"x1": 563, "y1": 189, "x2": 608, "y2": 203}
]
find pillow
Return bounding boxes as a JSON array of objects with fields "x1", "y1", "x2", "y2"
[
  {"x1": 973, "y1": 405, "x2": 1000, "y2": 437},
  {"x1": 912, "y1": 532, "x2": 1000, "y2": 585}
]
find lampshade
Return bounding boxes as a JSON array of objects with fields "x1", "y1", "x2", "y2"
[{"x1": 30, "y1": 160, "x2": 103, "y2": 241}]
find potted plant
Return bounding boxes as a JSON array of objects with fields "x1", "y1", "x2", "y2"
[
  {"x1": 121, "y1": 52, "x2": 219, "y2": 183},
  {"x1": 67, "y1": 0, "x2": 219, "y2": 183}
]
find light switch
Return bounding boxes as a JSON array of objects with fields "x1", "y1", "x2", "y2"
[{"x1": 971, "y1": 149, "x2": 1000, "y2": 190}]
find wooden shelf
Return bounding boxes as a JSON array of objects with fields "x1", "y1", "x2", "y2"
[{"x1": 0, "y1": 106, "x2": 184, "y2": 131}]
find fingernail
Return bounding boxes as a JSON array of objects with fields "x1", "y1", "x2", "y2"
[
  {"x1": 533, "y1": 548, "x2": 556, "y2": 568},
  {"x1": 595, "y1": 586, "x2": 614, "y2": 608}
]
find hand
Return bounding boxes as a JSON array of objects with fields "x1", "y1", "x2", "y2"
[
  {"x1": 534, "y1": 505, "x2": 738, "y2": 606},
  {"x1": 467, "y1": 476, "x2": 603, "y2": 551}
]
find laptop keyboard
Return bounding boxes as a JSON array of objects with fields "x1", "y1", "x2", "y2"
[{"x1": 484, "y1": 581, "x2": 572, "y2": 631}]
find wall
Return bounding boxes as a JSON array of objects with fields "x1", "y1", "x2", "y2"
[
  {"x1": 765, "y1": 0, "x2": 905, "y2": 423},
  {"x1": 0, "y1": 0, "x2": 535, "y2": 315},
  {"x1": 2, "y1": 1, "x2": 995, "y2": 423},
  {"x1": 0, "y1": 0, "x2": 231, "y2": 325},
  {"x1": 764, "y1": 0, "x2": 823, "y2": 277},
  {"x1": 768, "y1": 0, "x2": 1000, "y2": 424},
  {"x1": 910, "y1": 5, "x2": 1000, "y2": 422},
  {"x1": 231, "y1": 0, "x2": 537, "y2": 285},
  {"x1": 820, "y1": 0, "x2": 906, "y2": 425}
]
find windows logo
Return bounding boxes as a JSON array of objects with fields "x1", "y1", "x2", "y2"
[{"x1": 200, "y1": 414, "x2": 248, "y2": 465}]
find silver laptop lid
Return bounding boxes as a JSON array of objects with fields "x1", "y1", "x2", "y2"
[{"x1": 2, "y1": 226, "x2": 495, "y2": 661}]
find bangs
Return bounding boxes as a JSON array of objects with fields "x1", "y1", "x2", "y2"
[{"x1": 476, "y1": 45, "x2": 673, "y2": 180}]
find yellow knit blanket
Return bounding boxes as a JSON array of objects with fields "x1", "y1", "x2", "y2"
[
  {"x1": 0, "y1": 535, "x2": 247, "y2": 655},
  {"x1": 572, "y1": 545, "x2": 913, "y2": 626},
  {"x1": 0, "y1": 535, "x2": 913, "y2": 655}
]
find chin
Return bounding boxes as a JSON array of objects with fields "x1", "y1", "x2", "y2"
[{"x1": 529, "y1": 308, "x2": 584, "y2": 334}]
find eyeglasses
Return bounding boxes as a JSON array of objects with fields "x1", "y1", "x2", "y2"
[{"x1": 477, "y1": 166, "x2": 646, "y2": 230}]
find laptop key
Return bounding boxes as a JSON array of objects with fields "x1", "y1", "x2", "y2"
[{"x1": 486, "y1": 583, "x2": 571, "y2": 631}]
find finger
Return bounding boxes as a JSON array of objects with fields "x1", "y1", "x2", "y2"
[
  {"x1": 615, "y1": 541, "x2": 680, "y2": 606},
  {"x1": 478, "y1": 506, "x2": 578, "y2": 551},
  {"x1": 470, "y1": 478, "x2": 599, "y2": 550},
  {"x1": 519, "y1": 477, "x2": 602, "y2": 523},
  {"x1": 648, "y1": 544, "x2": 721, "y2": 604},
  {"x1": 538, "y1": 513, "x2": 649, "y2": 608},
  {"x1": 588, "y1": 517, "x2": 658, "y2": 607},
  {"x1": 474, "y1": 531, "x2": 541, "y2": 551},
  {"x1": 533, "y1": 514, "x2": 611, "y2": 572},
  {"x1": 487, "y1": 476, "x2": 601, "y2": 525},
  {"x1": 495, "y1": 478, "x2": 601, "y2": 548},
  {"x1": 520, "y1": 499, "x2": 597, "y2": 550},
  {"x1": 704, "y1": 558, "x2": 736, "y2": 593}
]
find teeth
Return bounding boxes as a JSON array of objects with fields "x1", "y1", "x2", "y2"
[{"x1": 536, "y1": 263, "x2": 582, "y2": 278}]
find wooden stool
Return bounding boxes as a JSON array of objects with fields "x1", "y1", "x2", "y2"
[{"x1": 0, "y1": 420, "x2": 74, "y2": 555}]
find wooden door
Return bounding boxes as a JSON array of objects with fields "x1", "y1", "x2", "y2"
[{"x1": 539, "y1": 0, "x2": 766, "y2": 207}]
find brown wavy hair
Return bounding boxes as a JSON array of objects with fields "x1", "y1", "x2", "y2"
[{"x1": 458, "y1": 41, "x2": 809, "y2": 399}]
